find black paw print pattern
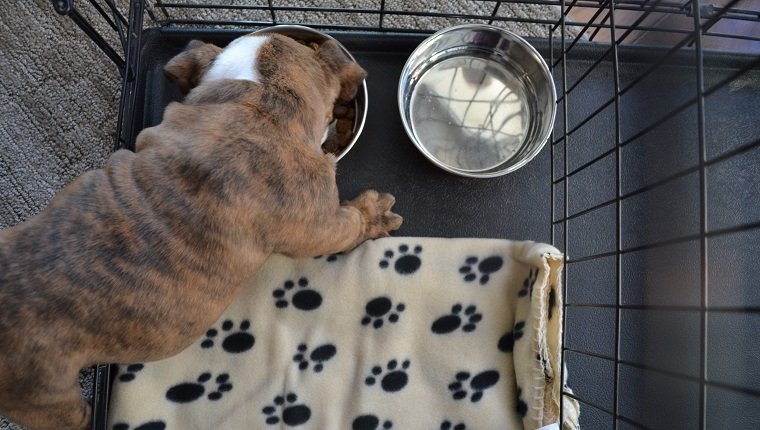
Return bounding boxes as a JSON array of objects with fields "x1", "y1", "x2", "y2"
[
  {"x1": 448, "y1": 370, "x2": 500, "y2": 402},
  {"x1": 497, "y1": 321, "x2": 526, "y2": 353},
  {"x1": 352, "y1": 414, "x2": 393, "y2": 430},
  {"x1": 362, "y1": 296, "x2": 405, "y2": 329},
  {"x1": 201, "y1": 319, "x2": 255, "y2": 353},
  {"x1": 440, "y1": 421, "x2": 468, "y2": 430},
  {"x1": 431, "y1": 304, "x2": 482, "y2": 334},
  {"x1": 365, "y1": 359, "x2": 410, "y2": 393},
  {"x1": 273, "y1": 277, "x2": 323, "y2": 311},
  {"x1": 459, "y1": 255, "x2": 504, "y2": 285},
  {"x1": 165, "y1": 372, "x2": 233, "y2": 403},
  {"x1": 118, "y1": 364, "x2": 144, "y2": 382},
  {"x1": 518, "y1": 268, "x2": 538, "y2": 298},
  {"x1": 516, "y1": 387, "x2": 528, "y2": 417},
  {"x1": 379, "y1": 244, "x2": 422, "y2": 275},
  {"x1": 262, "y1": 393, "x2": 311, "y2": 426},
  {"x1": 112, "y1": 421, "x2": 166, "y2": 430},
  {"x1": 314, "y1": 253, "x2": 342, "y2": 263},
  {"x1": 293, "y1": 343, "x2": 337, "y2": 372}
]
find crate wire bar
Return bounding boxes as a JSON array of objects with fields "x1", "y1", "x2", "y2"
[{"x1": 49, "y1": 1, "x2": 760, "y2": 429}]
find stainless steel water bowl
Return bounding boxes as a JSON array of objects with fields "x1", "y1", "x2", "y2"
[
  {"x1": 398, "y1": 24, "x2": 557, "y2": 177},
  {"x1": 253, "y1": 25, "x2": 368, "y2": 161}
]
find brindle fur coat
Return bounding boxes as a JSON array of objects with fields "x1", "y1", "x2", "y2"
[{"x1": 0, "y1": 34, "x2": 402, "y2": 430}]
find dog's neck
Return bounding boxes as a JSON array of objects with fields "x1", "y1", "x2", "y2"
[
  {"x1": 178, "y1": 35, "x2": 335, "y2": 148},
  {"x1": 201, "y1": 36, "x2": 268, "y2": 85},
  {"x1": 181, "y1": 79, "x2": 328, "y2": 149}
]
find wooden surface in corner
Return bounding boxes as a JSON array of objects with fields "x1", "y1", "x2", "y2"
[{"x1": 567, "y1": 0, "x2": 760, "y2": 53}]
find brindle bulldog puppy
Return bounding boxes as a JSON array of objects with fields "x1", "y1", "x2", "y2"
[{"x1": 0, "y1": 34, "x2": 402, "y2": 430}]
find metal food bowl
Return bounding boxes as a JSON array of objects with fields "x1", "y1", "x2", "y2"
[
  {"x1": 253, "y1": 25, "x2": 368, "y2": 161},
  {"x1": 398, "y1": 24, "x2": 556, "y2": 177}
]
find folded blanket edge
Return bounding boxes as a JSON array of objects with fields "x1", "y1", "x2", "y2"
[{"x1": 523, "y1": 246, "x2": 580, "y2": 430}]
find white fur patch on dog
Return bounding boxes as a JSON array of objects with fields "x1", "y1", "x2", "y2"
[{"x1": 202, "y1": 35, "x2": 269, "y2": 84}]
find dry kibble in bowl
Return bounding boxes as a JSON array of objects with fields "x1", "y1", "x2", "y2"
[{"x1": 322, "y1": 102, "x2": 357, "y2": 156}]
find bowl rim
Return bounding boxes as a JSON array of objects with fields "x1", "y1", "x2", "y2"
[
  {"x1": 251, "y1": 24, "x2": 369, "y2": 161},
  {"x1": 397, "y1": 23, "x2": 558, "y2": 178}
]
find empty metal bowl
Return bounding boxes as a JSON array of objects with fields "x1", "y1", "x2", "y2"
[
  {"x1": 253, "y1": 25, "x2": 368, "y2": 161},
  {"x1": 398, "y1": 24, "x2": 556, "y2": 177}
]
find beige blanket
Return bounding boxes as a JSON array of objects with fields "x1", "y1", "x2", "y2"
[{"x1": 108, "y1": 237, "x2": 579, "y2": 430}]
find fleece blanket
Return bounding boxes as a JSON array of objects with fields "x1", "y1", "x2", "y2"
[{"x1": 108, "y1": 237, "x2": 579, "y2": 430}]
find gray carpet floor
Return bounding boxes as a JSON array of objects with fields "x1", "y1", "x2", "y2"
[
  {"x1": 0, "y1": 0, "x2": 119, "y2": 230},
  {"x1": 0, "y1": 1, "x2": 568, "y2": 429}
]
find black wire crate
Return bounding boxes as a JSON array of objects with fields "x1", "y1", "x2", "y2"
[{"x1": 50, "y1": 1, "x2": 760, "y2": 429}]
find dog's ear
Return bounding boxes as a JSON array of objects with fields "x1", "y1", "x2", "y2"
[
  {"x1": 164, "y1": 40, "x2": 222, "y2": 95},
  {"x1": 316, "y1": 40, "x2": 367, "y2": 103},
  {"x1": 336, "y1": 62, "x2": 367, "y2": 103}
]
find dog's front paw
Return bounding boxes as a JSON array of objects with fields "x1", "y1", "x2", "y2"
[{"x1": 345, "y1": 190, "x2": 403, "y2": 240}]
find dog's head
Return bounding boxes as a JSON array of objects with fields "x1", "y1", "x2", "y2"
[
  {"x1": 164, "y1": 34, "x2": 366, "y2": 132},
  {"x1": 312, "y1": 39, "x2": 367, "y2": 104},
  {"x1": 163, "y1": 40, "x2": 223, "y2": 95}
]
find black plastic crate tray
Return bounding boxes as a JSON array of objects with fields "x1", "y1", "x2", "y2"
[
  {"x1": 90, "y1": 29, "x2": 760, "y2": 430},
  {"x1": 125, "y1": 30, "x2": 559, "y2": 241}
]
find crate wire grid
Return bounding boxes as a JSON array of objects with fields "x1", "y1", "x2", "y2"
[{"x1": 49, "y1": 1, "x2": 760, "y2": 429}]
